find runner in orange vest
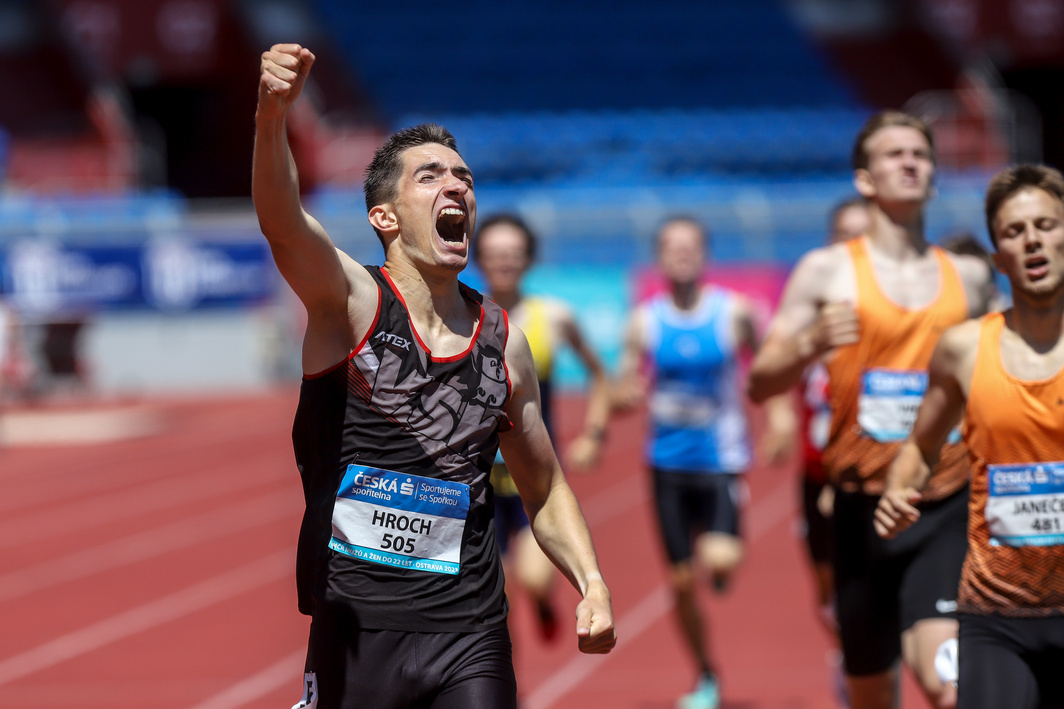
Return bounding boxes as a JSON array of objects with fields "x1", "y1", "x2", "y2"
[
  {"x1": 749, "y1": 111, "x2": 993, "y2": 709},
  {"x1": 876, "y1": 164, "x2": 1064, "y2": 709}
]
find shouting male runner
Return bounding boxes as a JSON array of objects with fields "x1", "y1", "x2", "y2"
[{"x1": 254, "y1": 44, "x2": 616, "y2": 709}]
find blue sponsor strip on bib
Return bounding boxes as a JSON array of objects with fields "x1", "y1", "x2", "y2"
[{"x1": 335, "y1": 465, "x2": 470, "y2": 519}]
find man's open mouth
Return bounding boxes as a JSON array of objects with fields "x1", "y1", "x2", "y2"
[
  {"x1": 1025, "y1": 255, "x2": 1049, "y2": 279},
  {"x1": 437, "y1": 207, "x2": 466, "y2": 243}
]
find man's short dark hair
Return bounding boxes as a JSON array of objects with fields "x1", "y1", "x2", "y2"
[
  {"x1": 851, "y1": 110, "x2": 935, "y2": 171},
  {"x1": 984, "y1": 164, "x2": 1064, "y2": 247},
  {"x1": 363, "y1": 123, "x2": 459, "y2": 214},
  {"x1": 473, "y1": 213, "x2": 538, "y2": 265}
]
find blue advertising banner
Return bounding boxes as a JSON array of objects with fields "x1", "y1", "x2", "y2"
[{"x1": 0, "y1": 239, "x2": 276, "y2": 314}]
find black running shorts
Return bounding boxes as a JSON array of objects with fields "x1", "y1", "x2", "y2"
[
  {"x1": 295, "y1": 603, "x2": 516, "y2": 709},
  {"x1": 957, "y1": 613, "x2": 1064, "y2": 709},
  {"x1": 652, "y1": 469, "x2": 742, "y2": 564},
  {"x1": 834, "y1": 487, "x2": 968, "y2": 676},
  {"x1": 800, "y1": 476, "x2": 835, "y2": 565}
]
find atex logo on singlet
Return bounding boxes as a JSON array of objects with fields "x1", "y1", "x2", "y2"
[{"x1": 374, "y1": 331, "x2": 411, "y2": 350}]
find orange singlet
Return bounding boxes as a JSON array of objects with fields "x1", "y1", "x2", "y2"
[
  {"x1": 823, "y1": 238, "x2": 969, "y2": 498},
  {"x1": 960, "y1": 313, "x2": 1064, "y2": 617}
]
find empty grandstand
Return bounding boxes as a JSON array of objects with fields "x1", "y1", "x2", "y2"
[{"x1": 0, "y1": 0, "x2": 1052, "y2": 394}]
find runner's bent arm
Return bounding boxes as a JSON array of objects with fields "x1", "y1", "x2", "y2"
[
  {"x1": 253, "y1": 43, "x2": 377, "y2": 370},
  {"x1": 500, "y1": 326, "x2": 617, "y2": 654},
  {"x1": 613, "y1": 308, "x2": 648, "y2": 411},
  {"x1": 555, "y1": 303, "x2": 613, "y2": 469},
  {"x1": 734, "y1": 296, "x2": 797, "y2": 464},
  {"x1": 874, "y1": 321, "x2": 976, "y2": 538},
  {"x1": 748, "y1": 248, "x2": 857, "y2": 402}
]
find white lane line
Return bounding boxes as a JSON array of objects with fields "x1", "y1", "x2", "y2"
[
  {"x1": 0, "y1": 464, "x2": 289, "y2": 551},
  {"x1": 186, "y1": 649, "x2": 307, "y2": 709},
  {"x1": 0, "y1": 408, "x2": 162, "y2": 446},
  {"x1": 746, "y1": 474, "x2": 797, "y2": 540},
  {"x1": 579, "y1": 471, "x2": 648, "y2": 527},
  {"x1": 523, "y1": 474, "x2": 797, "y2": 709},
  {"x1": 524, "y1": 584, "x2": 673, "y2": 709},
  {"x1": 0, "y1": 549, "x2": 293, "y2": 687},
  {"x1": 0, "y1": 490, "x2": 296, "y2": 603}
]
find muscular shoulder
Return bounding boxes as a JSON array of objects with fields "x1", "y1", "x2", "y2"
[
  {"x1": 800, "y1": 240, "x2": 850, "y2": 270},
  {"x1": 504, "y1": 323, "x2": 536, "y2": 386},
  {"x1": 340, "y1": 251, "x2": 376, "y2": 290},
  {"x1": 303, "y1": 256, "x2": 379, "y2": 368},
  {"x1": 940, "y1": 317, "x2": 983, "y2": 353},
  {"x1": 933, "y1": 318, "x2": 983, "y2": 387},
  {"x1": 337, "y1": 255, "x2": 380, "y2": 323},
  {"x1": 788, "y1": 242, "x2": 853, "y2": 300}
]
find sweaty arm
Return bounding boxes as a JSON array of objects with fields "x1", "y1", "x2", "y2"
[
  {"x1": 253, "y1": 43, "x2": 376, "y2": 372},
  {"x1": 874, "y1": 321, "x2": 978, "y2": 538},
  {"x1": 499, "y1": 326, "x2": 617, "y2": 654},
  {"x1": 748, "y1": 247, "x2": 858, "y2": 403}
]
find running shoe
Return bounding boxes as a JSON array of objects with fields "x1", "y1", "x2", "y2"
[{"x1": 677, "y1": 674, "x2": 719, "y2": 709}]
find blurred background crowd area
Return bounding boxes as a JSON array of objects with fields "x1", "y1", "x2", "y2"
[{"x1": 0, "y1": 0, "x2": 1060, "y2": 400}]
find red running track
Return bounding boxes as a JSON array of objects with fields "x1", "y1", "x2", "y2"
[{"x1": 0, "y1": 389, "x2": 924, "y2": 708}]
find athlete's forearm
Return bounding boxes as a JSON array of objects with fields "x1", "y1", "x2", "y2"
[
  {"x1": 748, "y1": 330, "x2": 819, "y2": 402},
  {"x1": 527, "y1": 479, "x2": 608, "y2": 596},
  {"x1": 252, "y1": 113, "x2": 308, "y2": 242},
  {"x1": 581, "y1": 373, "x2": 612, "y2": 439},
  {"x1": 765, "y1": 391, "x2": 797, "y2": 434},
  {"x1": 885, "y1": 438, "x2": 936, "y2": 494}
]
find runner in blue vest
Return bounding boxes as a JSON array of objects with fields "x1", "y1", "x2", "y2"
[{"x1": 616, "y1": 217, "x2": 794, "y2": 709}]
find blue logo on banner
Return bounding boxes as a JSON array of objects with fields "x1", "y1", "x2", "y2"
[{"x1": 1, "y1": 239, "x2": 275, "y2": 313}]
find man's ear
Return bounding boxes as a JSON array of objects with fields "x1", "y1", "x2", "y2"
[
  {"x1": 853, "y1": 169, "x2": 875, "y2": 199},
  {"x1": 368, "y1": 204, "x2": 398, "y2": 236},
  {"x1": 991, "y1": 250, "x2": 1006, "y2": 275}
]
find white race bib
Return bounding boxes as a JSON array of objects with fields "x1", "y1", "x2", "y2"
[
  {"x1": 650, "y1": 388, "x2": 716, "y2": 427},
  {"x1": 857, "y1": 369, "x2": 960, "y2": 444},
  {"x1": 329, "y1": 465, "x2": 470, "y2": 575},
  {"x1": 986, "y1": 462, "x2": 1064, "y2": 547},
  {"x1": 857, "y1": 369, "x2": 927, "y2": 442}
]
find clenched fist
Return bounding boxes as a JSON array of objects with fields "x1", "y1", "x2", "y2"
[
  {"x1": 808, "y1": 301, "x2": 859, "y2": 355},
  {"x1": 257, "y1": 43, "x2": 316, "y2": 120}
]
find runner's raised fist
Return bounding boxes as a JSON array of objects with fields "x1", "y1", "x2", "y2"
[{"x1": 257, "y1": 44, "x2": 316, "y2": 120}]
